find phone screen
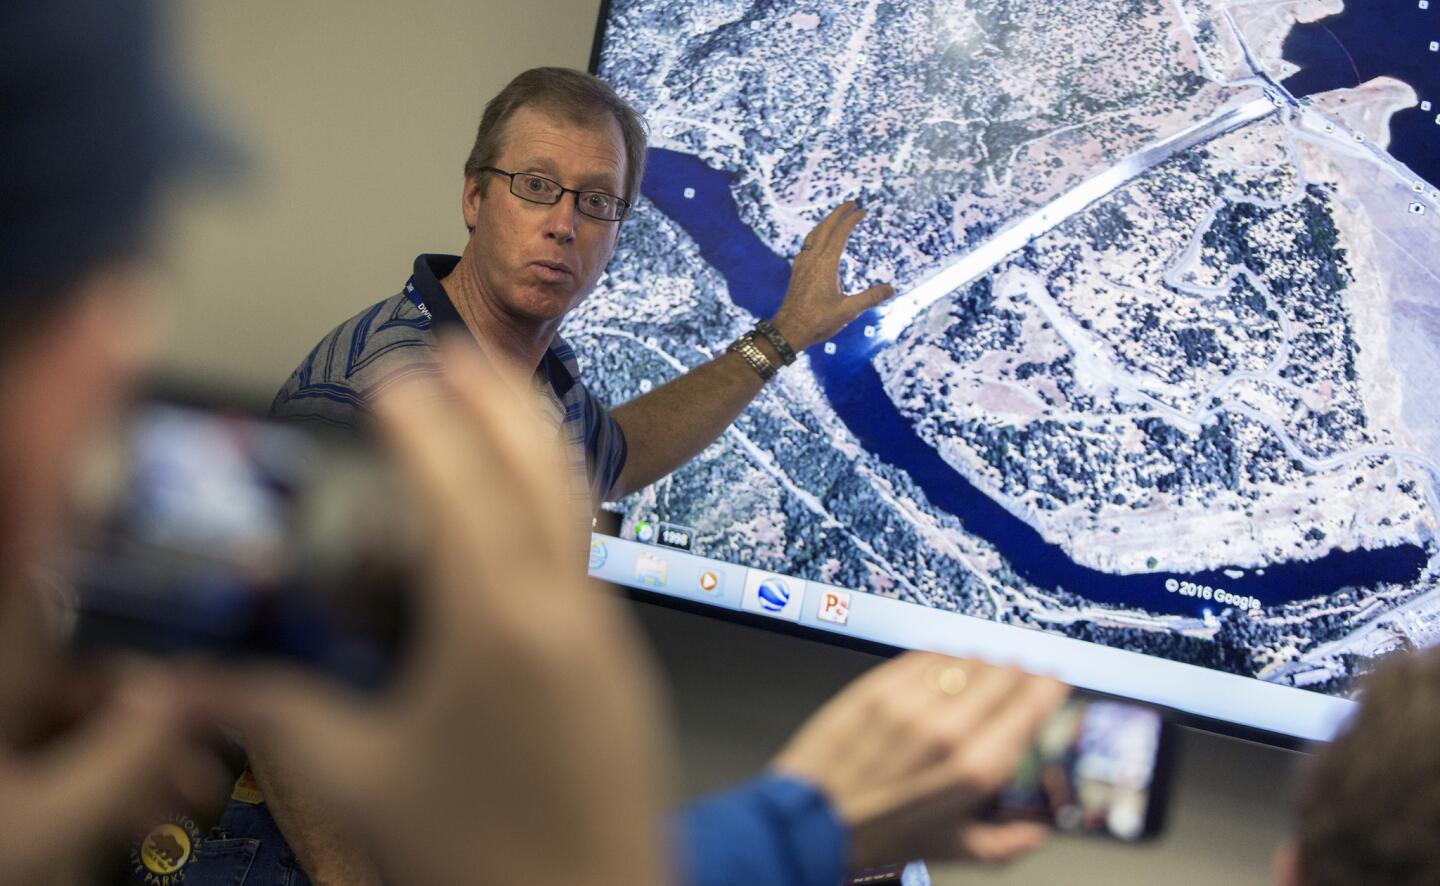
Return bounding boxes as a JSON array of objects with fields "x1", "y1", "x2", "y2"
[
  {"x1": 62, "y1": 398, "x2": 412, "y2": 687},
  {"x1": 992, "y1": 699, "x2": 1170, "y2": 840}
]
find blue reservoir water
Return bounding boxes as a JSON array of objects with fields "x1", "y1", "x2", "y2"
[
  {"x1": 641, "y1": 148, "x2": 1428, "y2": 615},
  {"x1": 1281, "y1": 0, "x2": 1440, "y2": 187}
]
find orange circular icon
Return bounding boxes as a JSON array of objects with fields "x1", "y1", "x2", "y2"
[{"x1": 699, "y1": 572, "x2": 719, "y2": 592}]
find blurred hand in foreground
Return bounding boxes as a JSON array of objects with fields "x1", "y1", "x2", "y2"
[
  {"x1": 195, "y1": 339, "x2": 671, "y2": 886},
  {"x1": 0, "y1": 586, "x2": 227, "y2": 886},
  {"x1": 771, "y1": 651, "x2": 1069, "y2": 870}
]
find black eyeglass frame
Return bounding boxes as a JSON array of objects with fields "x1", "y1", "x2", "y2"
[{"x1": 478, "y1": 166, "x2": 631, "y2": 222}]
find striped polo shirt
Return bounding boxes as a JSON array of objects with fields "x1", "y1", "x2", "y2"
[{"x1": 271, "y1": 253, "x2": 628, "y2": 503}]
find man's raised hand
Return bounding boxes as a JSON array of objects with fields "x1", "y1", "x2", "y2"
[{"x1": 770, "y1": 201, "x2": 896, "y2": 353}]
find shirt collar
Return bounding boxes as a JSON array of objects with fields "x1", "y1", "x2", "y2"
[{"x1": 408, "y1": 253, "x2": 576, "y2": 398}]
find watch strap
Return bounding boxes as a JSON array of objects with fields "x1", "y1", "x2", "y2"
[{"x1": 754, "y1": 319, "x2": 797, "y2": 365}]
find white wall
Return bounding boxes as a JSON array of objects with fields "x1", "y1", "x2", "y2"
[
  {"x1": 160, "y1": 3, "x2": 1302, "y2": 883},
  {"x1": 158, "y1": 0, "x2": 602, "y2": 391}
]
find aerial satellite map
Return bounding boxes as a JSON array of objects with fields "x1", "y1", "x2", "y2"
[{"x1": 572, "y1": 0, "x2": 1440, "y2": 696}]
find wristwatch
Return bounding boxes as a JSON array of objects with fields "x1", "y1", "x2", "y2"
[
  {"x1": 728, "y1": 320, "x2": 798, "y2": 383},
  {"x1": 754, "y1": 319, "x2": 797, "y2": 366},
  {"x1": 728, "y1": 331, "x2": 777, "y2": 381}
]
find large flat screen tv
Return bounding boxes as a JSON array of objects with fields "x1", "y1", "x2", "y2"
[{"x1": 574, "y1": 0, "x2": 1440, "y2": 744}]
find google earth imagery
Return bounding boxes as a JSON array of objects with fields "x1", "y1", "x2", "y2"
[{"x1": 571, "y1": 0, "x2": 1440, "y2": 697}]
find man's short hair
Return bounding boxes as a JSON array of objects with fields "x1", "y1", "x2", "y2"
[
  {"x1": 463, "y1": 67, "x2": 648, "y2": 206},
  {"x1": 1293, "y1": 646, "x2": 1440, "y2": 886}
]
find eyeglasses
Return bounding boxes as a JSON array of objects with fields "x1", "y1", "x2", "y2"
[{"x1": 478, "y1": 166, "x2": 630, "y2": 222}]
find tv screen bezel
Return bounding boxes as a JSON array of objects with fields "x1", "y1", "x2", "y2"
[{"x1": 586, "y1": 0, "x2": 1320, "y2": 753}]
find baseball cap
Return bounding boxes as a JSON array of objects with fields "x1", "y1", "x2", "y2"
[{"x1": 0, "y1": 0, "x2": 244, "y2": 299}]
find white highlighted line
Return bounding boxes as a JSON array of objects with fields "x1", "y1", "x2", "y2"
[{"x1": 876, "y1": 97, "x2": 1278, "y2": 342}]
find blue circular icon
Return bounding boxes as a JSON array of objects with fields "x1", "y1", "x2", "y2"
[
  {"x1": 588, "y1": 540, "x2": 608, "y2": 571},
  {"x1": 757, "y1": 578, "x2": 790, "y2": 612}
]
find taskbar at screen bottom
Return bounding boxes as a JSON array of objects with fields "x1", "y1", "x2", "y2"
[{"x1": 587, "y1": 533, "x2": 1351, "y2": 743}]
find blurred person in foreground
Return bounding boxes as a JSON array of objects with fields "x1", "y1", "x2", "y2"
[
  {"x1": 0, "y1": 0, "x2": 227, "y2": 873},
  {"x1": 0, "y1": 2, "x2": 1074, "y2": 885},
  {"x1": 1273, "y1": 645, "x2": 1440, "y2": 886},
  {"x1": 0, "y1": 0, "x2": 670, "y2": 883}
]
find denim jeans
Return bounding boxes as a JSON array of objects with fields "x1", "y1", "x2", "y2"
[{"x1": 182, "y1": 799, "x2": 312, "y2": 886}]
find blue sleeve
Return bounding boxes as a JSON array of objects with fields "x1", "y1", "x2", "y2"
[
  {"x1": 576, "y1": 381, "x2": 628, "y2": 502},
  {"x1": 671, "y1": 773, "x2": 848, "y2": 886}
]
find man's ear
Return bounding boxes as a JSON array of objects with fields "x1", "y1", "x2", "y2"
[
  {"x1": 462, "y1": 176, "x2": 482, "y2": 235},
  {"x1": 1272, "y1": 839, "x2": 1305, "y2": 886}
]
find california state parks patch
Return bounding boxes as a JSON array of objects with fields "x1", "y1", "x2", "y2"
[{"x1": 128, "y1": 814, "x2": 203, "y2": 885}]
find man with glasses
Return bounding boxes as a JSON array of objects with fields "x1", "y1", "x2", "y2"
[
  {"x1": 254, "y1": 67, "x2": 1054, "y2": 886},
  {"x1": 272, "y1": 66, "x2": 893, "y2": 506}
]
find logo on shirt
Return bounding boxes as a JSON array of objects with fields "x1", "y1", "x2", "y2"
[
  {"x1": 404, "y1": 282, "x2": 433, "y2": 320},
  {"x1": 129, "y1": 814, "x2": 203, "y2": 884}
]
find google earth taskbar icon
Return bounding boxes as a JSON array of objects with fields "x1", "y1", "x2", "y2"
[{"x1": 741, "y1": 572, "x2": 804, "y2": 622}]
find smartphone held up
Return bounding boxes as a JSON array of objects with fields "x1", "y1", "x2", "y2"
[
  {"x1": 992, "y1": 697, "x2": 1173, "y2": 841},
  {"x1": 56, "y1": 393, "x2": 417, "y2": 688}
]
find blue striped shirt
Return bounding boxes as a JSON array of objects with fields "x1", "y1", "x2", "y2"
[
  {"x1": 271, "y1": 254, "x2": 628, "y2": 503},
  {"x1": 268, "y1": 257, "x2": 854, "y2": 886}
]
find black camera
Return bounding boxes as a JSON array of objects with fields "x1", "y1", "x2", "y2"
[{"x1": 57, "y1": 392, "x2": 416, "y2": 689}]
